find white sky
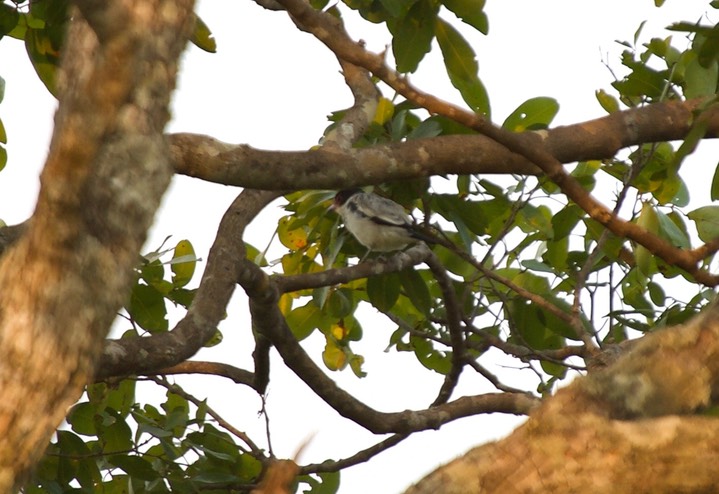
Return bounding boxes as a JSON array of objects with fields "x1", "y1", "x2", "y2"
[{"x1": 0, "y1": 1, "x2": 716, "y2": 493}]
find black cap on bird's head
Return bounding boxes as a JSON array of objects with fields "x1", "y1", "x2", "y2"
[{"x1": 332, "y1": 188, "x2": 363, "y2": 209}]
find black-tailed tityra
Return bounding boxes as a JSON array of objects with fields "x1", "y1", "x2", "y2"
[{"x1": 331, "y1": 188, "x2": 432, "y2": 254}]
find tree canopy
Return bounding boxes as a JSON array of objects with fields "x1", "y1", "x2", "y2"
[{"x1": 1, "y1": 0, "x2": 719, "y2": 493}]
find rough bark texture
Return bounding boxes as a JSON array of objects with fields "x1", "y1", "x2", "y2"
[
  {"x1": 404, "y1": 302, "x2": 719, "y2": 494},
  {"x1": 0, "y1": 0, "x2": 194, "y2": 490}
]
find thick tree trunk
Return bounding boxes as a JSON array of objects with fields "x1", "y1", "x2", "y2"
[
  {"x1": 0, "y1": 1, "x2": 194, "y2": 490},
  {"x1": 404, "y1": 302, "x2": 719, "y2": 493}
]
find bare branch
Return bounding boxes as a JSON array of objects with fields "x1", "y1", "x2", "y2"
[
  {"x1": 95, "y1": 189, "x2": 282, "y2": 378},
  {"x1": 425, "y1": 251, "x2": 466, "y2": 406},
  {"x1": 323, "y1": 60, "x2": 380, "y2": 150},
  {"x1": 241, "y1": 255, "x2": 539, "y2": 434},
  {"x1": 151, "y1": 360, "x2": 256, "y2": 387},
  {"x1": 148, "y1": 376, "x2": 265, "y2": 456},
  {"x1": 300, "y1": 434, "x2": 409, "y2": 474},
  {"x1": 167, "y1": 98, "x2": 719, "y2": 190},
  {"x1": 275, "y1": 244, "x2": 430, "y2": 293}
]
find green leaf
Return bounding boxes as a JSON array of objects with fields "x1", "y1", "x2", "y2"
[
  {"x1": 688, "y1": 205, "x2": 719, "y2": 242},
  {"x1": 323, "y1": 289, "x2": 353, "y2": 319},
  {"x1": 442, "y1": 0, "x2": 488, "y2": 34},
  {"x1": 543, "y1": 236, "x2": 568, "y2": 271},
  {"x1": 204, "y1": 328, "x2": 223, "y2": 347},
  {"x1": 191, "y1": 472, "x2": 241, "y2": 484},
  {"x1": 656, "y1": 210, "x2": 690, "y2": 249},
  {"x1": 102, "y1": 417, "x2": 133, "y2": 453},
  {"x1": 648, "y1": 281, "x2": 666, "y2": 306},
  {"x1": 406, "y1": 118, "x2": 443, "y2": 139},
  {"x1": 379, "y1": 0, "x2": 416, "y2": 18},
  {"x1": 244, "y1": 242, "x2": 269, "y2": 266},
  {"x1": 0, "y1": 3, "x2": 19, "y2": 37},
  {"x1": 502, "y1": 97, "x2": 559, "y2": 132},
  {"x1": 398, "y1": 269, "x2": 432, "y2": 315},
  {"x1": 410, "y1": 334, "x2": 451, "y2": 374},
  {"x1": 25, "y1": 27, "x2": 61, "y2": 96},
  {"x1": 551, "y1": 204, "x2": 582, "y2": 240},
  {"x1": 168, "y1": 287, "x2": 196, "y2": 308},
  {"x1": 517, "y1": 204, "x2": 553, "y2": 238},
  {"x1": 0, "y1": 142, "x2": 6, "y2": 173},
  {"x1": 612, "y1": 61, "x2": 666, "y2": 99},
  {"x1": 108, "y1": 455, "x2": 158, "y2": 481},
  {"x1": 286, "y1": 302, "x2": 329, "y2": 340},
  {"x1": 190, "y1": 14, "x2": 216, "y2": 53},
  {"x1": 507, "y1": 299, "x2": 566, "y2": 349},
  {"x1": 388, "y1": 0, "x2": 436, "y2": 73},
  {"x1": 435, "y1": 18, "x2": 490, "y2": 116},
  {"x1": 66, "y1": 402, "x2": 98, "y2": 436},
  {"x1": 367, "y1": 272, "x2": 400, "y2": 312},
  {"x1": 712, "y1": 162, "x2": 719, "y2": 201},
  {"x1": 140, "y1": 258, "x2": 165, "y2": 284},
  {"x1": 595, "y1": 88, "x2": 620, "y2": 113},
  {"x1": 299, "y1": 471, "x2": 342, "y2": 494},
  {"x1": 520, "y1": 259, "x2": 553, "y2": 273},
  {"x1": 683, "y1": 52, "x2": 718, "y2": 99},
  {"x1": 128, "y1": 284, "x2": 168, "y2": 333},
  {"x1": 171, "y1": 239, "x2": 196, "y2": 288},
  {"x1": 635, "y1": 203, "x2": 659, "y2": 276}
]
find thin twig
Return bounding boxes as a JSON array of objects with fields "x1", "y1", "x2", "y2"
[
  {"x1": 147, "y1": 376, "x2": 265, "y2": 457},
  {"x1": 299, "y1": 434, "x2": 409, "y2": 474},
  {"x1": 425, "y1": 251, "x2": 466, "y2": 406}
]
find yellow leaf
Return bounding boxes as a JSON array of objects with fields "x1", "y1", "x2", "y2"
[
  {"x1": 330, "y1": 323, "x2": 348, "y2": 341},
  {"x1": 278, "y1": 293, "x2": 293, "y2": 316},
  {"x1": 373, "y1": 97, "x2": 394, "y2": 125},
  {"x1": 171, "y1": 239, "x2": 196, "y2": 288},
  {"x1": 635, "y1": 203, "x2": 659, "y2": 276},
  {"x1": 322, "y1": 339, "x2": 347, "y2": 371},
  {"x1": 278, "y1": 216, "x2": 308, "y2": 250}
]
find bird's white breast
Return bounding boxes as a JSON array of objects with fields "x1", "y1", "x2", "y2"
[{"x1": 342, "y1": 211, "x2": 415, "y2": 251}]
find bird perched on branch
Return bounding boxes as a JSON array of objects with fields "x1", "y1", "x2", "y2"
[{"x1": 330, "y1": 188, "x2": 434, "y2": 256}]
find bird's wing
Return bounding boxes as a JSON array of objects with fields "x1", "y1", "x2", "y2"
[{"x1": 350, "y1": 193, "x2": 411, "y2": 227}]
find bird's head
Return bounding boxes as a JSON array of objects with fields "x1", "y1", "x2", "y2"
[{"x1": 331, "y1": 188, "x2": 363, "y2": 210}]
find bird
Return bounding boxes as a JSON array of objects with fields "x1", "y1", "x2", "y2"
[{"x1": 330, "y1": 188, "x2": 433, "y2": 256}]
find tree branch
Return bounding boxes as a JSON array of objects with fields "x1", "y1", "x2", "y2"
[
  {"x1": 166, "y1": 99, "x2": 719, "y2": 190},
  {"x1": 95, "y1": 189, "x2": 282, "y2": 378},
  {"x1": 151, "y1": 360, "x2": 256, "y2": 387},
  {"x1": 241, "y1": 253, "x2": 539, "y2": 434},
  {"x1": 272, "y1": 0, "x2": 719, "y2": 286},
  {"x1": 300, "y1": 434, "x2": 409, "y2": 474},
  {"x1": 425, "y1": 251, "x2": 466, "y2": 406}
]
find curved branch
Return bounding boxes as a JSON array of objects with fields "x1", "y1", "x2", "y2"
[
  {"x1": 150, "y1": 360, "x2": 255, "y2": 387},
  {"x1": 300, "y1": 434, "x2": 409, "y2": 474},
  {"x1": 95, "y1": 189, "x2": 282, "y2": 379},
  {"x1": 241, "y1": 254, "x2": 539, "y2": 434},
  {"x1": 323, "y1": 60, "x2": 380, "y2": 150},
  {"x1": 148, "y1": 377, "x2": 264, "y2": 456},
  {"x1": 425, "y1": 251, "x2": 466, "y2": 406}
]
